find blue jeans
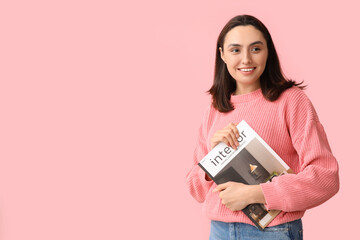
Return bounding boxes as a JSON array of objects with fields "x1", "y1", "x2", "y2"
[{"x1": 209, "y1": 219, "x2": 303, "y2": 240}]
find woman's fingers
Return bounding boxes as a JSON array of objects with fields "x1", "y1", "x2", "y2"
[
  {"x1": 211, "y1": 123, "x2": 240, "y2": 150},
  {"x1": 229, "y1": 123, "x2": 240, "y2": 138},
  {"x1": 222, "y1": 133, "x2": 238, "y2": 150},
  {"x1": 224, "y1": 123, "x2": 239, "y2": 149},
  {"x1": 228, "y1": 128, "x2": 239, "y2": 148}
]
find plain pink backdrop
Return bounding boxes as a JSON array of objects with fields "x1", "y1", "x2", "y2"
[{"x1": 0, "y1": 0, "x2": 359, "y2": 239}]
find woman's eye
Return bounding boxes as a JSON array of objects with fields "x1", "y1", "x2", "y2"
[
  {"x1": 231, "y1": 48, "x2": 240, "y2": 53},
  {"x1": 251, "y1": 47, "x2": 261, "y2": 52}
]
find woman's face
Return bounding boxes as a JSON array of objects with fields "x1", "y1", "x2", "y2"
[{"x1": 220, "y1": 25, "x2": 268, "y2": 94}]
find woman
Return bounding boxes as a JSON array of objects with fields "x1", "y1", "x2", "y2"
[{"x1": 186, "y1": 15, "x2": 339, "y2": 240}]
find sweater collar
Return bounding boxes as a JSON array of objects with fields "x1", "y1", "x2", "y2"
[{"x1": 230, "y1": 88, "x2": 263, "y2": 104}]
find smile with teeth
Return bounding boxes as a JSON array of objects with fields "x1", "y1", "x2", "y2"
[{"x1": 238, "y1": 67, "x2": 256, "y2": 72}]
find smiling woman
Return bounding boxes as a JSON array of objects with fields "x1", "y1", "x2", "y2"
[
  {"x1": 186, "y1": 15, "x2": 339, "y2": 240},
  {"x1": 219, "y1": 26, "x2": 268, "y2": 95},
  {"x1": 209, "y1": 15, "x2": 304, "y2": 113}
]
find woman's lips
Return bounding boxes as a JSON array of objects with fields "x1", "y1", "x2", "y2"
[{"x1": 238, "y1": 67, "x2": 256, "y2": 75}]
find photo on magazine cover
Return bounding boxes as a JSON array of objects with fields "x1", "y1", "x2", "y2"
[
  {"x1": 214, "y1": 137, "x2": 288, "y2": 186},
  {"x1": 245, "y1": 137, "x2": 289, "y2": 178},
  {"x1": 214, "y1": 148, "x2": 271, "y2": 185}
]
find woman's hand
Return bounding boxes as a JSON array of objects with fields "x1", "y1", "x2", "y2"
[
  {"x1": 213, "y1": 182, "x2": 266, "y2": 211},
  {"x1": 210, "y1": 123, "x2": 240, "y2": 150}
]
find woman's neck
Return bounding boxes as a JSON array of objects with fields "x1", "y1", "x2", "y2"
[{"x1": 233, "y1": 82, "x2": 261, "y2": 95}]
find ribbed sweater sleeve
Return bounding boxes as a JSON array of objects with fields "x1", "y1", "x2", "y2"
[
  {"x1": 186, "y1": 105, "x2": 214, "y2": 203},
  {"x1": 260, "y1": 91, "x2": 340, "y2": 212}
]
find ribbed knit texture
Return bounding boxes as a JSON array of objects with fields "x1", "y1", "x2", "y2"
[{"x1": 186, "y1": 87, "x2": 339, "y2": 227}]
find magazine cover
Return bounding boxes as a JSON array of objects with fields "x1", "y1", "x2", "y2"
[{"x1": 198, "y1": 120, "x2": 292, "y2": 230}]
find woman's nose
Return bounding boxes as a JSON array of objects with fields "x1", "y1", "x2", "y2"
[{"x1": 241, "y1": 51, "x2": 252, "y2": 65}]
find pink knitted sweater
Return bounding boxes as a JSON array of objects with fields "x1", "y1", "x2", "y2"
[{"x1": 186, "y1": 87, "x2": 339, "y2": 226}]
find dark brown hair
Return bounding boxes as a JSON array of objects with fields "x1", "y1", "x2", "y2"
[{"x1": 208, "y1": 15, "x2": 305, "y2": 112}]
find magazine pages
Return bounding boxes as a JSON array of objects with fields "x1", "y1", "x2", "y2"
[{"x1": 198, "y1": 120, "x2": 291, "y2": 230}]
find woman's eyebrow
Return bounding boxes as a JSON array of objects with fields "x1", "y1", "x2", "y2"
[{"x1": 227, "y1": 41, "x2": 264, "y2": 48}]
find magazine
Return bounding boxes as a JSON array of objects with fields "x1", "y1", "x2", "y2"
[{"x1": 198, "y1": 120, "x2": 292, "y2": 230}]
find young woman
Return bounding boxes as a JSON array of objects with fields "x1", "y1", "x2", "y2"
[{"x1": 186, "y1": 15, "x2": 339, "y2": 240}]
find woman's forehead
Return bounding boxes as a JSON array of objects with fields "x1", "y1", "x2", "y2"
[{"x1": 224, "y1": 25, "x2": 266, "y2": 46}]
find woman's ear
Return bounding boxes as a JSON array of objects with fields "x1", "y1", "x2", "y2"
[{"x1": 219, "y1": 47, "x2": 226, "y2": 63}]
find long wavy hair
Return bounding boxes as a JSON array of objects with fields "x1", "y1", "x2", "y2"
[{"x1": 208, "y1": 15, "x2": 305, "y2": 112}]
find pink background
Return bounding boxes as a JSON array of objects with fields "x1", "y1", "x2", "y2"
[{"x1": 0, "y1": 0, "x2": 359, "y2": 239}]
